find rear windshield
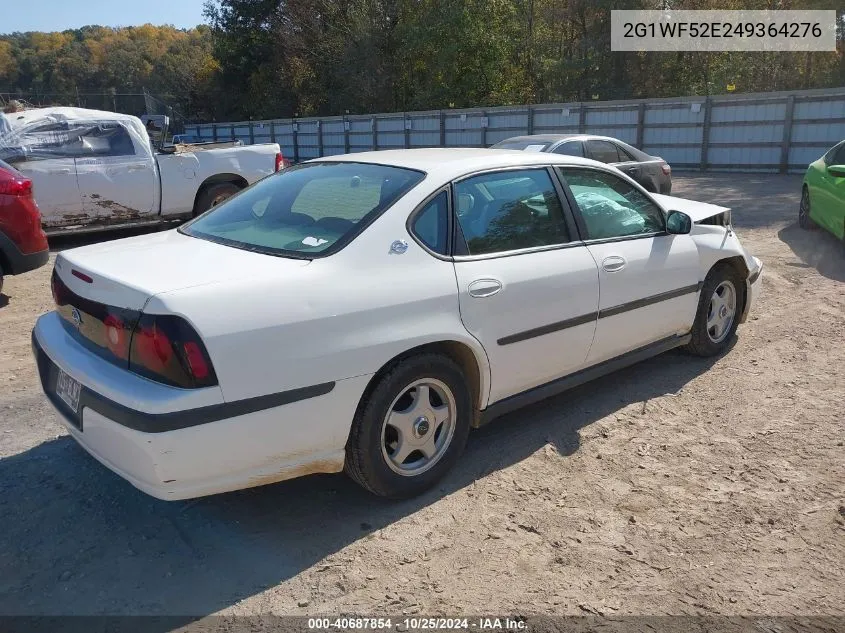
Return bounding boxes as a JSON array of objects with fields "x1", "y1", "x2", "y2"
[
  {"x1": 490, "y1": 140, "x2": 552, "y2": 152},
  {"x1": 181, "y1": 162, "x2": 425, "y2": 257}
]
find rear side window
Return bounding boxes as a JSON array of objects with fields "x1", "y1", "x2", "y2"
[
  {"x1": 615, "y1": 144, "x2": 637, "y2": 161},
  {"x1": 412, "y1": 191, "x2": 449, "y2": 255},
  {"x1": 182, "y1": 162, "x2": 425, "y2": 257},
  {"x1": 454, "y1": 169, "x2": 570, "y2": 255},
  {"x1": 552, "y1": 141, "x2": 584, "y2": 157},
  {"x1": 586, "y1": 140, "x2": 621, "y2": 164}
]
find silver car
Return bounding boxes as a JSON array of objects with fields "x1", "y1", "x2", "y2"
[{"x1": 491, "y1": 134, "x2": 672, "y2": 194}]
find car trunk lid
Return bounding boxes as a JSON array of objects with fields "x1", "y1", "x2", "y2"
[{"x1": 55, "y1": 229, "x2": 311, "y2": 311}]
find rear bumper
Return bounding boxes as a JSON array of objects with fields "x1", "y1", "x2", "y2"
[
  {"x1": 32, "y1": 312, "x2": 368, "y2": 500},
  {"x1": 0, "y1": 231, "x2": 49, "y2": 275}
]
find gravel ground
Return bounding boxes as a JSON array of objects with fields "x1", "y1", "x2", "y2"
[{"x1": 0, "y1": 173, "x2": 842, "y2": 622}]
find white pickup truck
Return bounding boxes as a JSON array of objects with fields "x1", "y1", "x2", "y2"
[{"x1": 0, "y1": 107, "x2": 282, "y2": 234}]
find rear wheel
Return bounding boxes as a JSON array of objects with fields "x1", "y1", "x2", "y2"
[
  {"x1": 684, "y1": 263, "x2": 745, "y2": 357},
  {"x1": 345, "y1": 354, "x2": 472, "y2": 498},
  {"x1": 799, "y1": 186, "x2": 817, "y2": 230},
  {"x1": 194, "y1": 182, "x2": 241, "y2": 216}
]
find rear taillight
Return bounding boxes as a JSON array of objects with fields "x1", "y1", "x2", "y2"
[
  {"x1": 51, "y1": 269, "x2": 216, "y2": 388},
  {"x1": 275, "y1": 152, "x2": 284, "y2": 172},
  {"x1": 0, "y1": 166, "x2": 32, "y2": 196},
  {"x1": 0, "y1": 161, "x2": 47, "y2": 255},
  {"x1": 128, "y1": 314, "x2": 217, "y2": 389},
  {"x1": 661, "y1": 162, "x2": 671, "y2": 175}
]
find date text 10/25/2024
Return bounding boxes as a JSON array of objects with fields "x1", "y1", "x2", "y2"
[{"x1": 307, "y1": 617, "x2": 528, "y2": 631}]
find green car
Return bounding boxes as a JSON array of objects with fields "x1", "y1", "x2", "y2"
[{"x1": 800, "y1": 140, "x2": 845, "y2": 239}]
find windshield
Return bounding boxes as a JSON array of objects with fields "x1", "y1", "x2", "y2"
[
  {"x1": 181, "y1": 162, "x2": 425, "y2": 257},
  {"x1": 490, "y1": 140, "x2": 552, "y2": 152}
]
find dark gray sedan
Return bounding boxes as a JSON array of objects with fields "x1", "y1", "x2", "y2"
[{"x1": 490, "y1": 134, "x2": 672, "y2": 194}]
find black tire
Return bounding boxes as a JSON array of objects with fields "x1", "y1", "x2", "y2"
[
  {"x1": 684, "y1": 263, "x2": 746, "y2": 357},
  {"x1": 194, "y1": 182, "x2": 241, "y2": 216},
  {"x1": 799, "y1": 186, "x2": 817, "y2": 230},
  {"x1": 345, "y1": 354, "x2": 472, "y2": 499}
]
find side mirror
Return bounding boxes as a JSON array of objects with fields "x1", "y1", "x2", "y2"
[
  {"x1": 827, "y1": 164, "x2": 845, "y2": 178},
  {"x1": 666, "y1": 210, "x2": 692, "y2": 235}
]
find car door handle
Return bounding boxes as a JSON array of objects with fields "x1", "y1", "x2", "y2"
[
  {"x1": 127, "y1": 164, "x2": 147, "y2": 172},
  {"x1": 48, "y1": 168, "x2": 72, "y2": 175},
  {"x1": 468, "y1": 278, "x2": 503, "y2": 298},
  {"x1": 602, "y1": 255, "x2": 627, "y2": 272}
]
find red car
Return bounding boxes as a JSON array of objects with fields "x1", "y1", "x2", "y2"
[{"x1": 0, "y1": 159, "x2": 49, "y2": 294}]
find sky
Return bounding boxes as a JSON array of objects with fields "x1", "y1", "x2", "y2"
[{"x1": 1, "y1": 0, "x2": 208, "y2": 34}]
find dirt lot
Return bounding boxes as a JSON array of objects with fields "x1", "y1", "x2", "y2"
[{"x1": 0, "y1": 174, "x2": 842, "y2": 621}]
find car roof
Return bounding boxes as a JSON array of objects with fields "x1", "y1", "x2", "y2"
[
  {"x1": 4, "y1": 106, "x2": 139, "y2": 130},
  {"x1": 311, "y1": 147, "x2": 608, "y2": 177},
  {"x1": 494, "y1": 134, "x2": 653, "y2": 158},
  {"x1": 495, "y1": 134, "x2": 583, "y2": 143}
]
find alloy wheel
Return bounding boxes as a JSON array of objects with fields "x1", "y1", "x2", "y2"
[
  {"x1": 706, "y1": 280, "x2": 737, "y2": 344},
  {"x1": 380, "y1": 378, "x2": 457, "y2": 477}
]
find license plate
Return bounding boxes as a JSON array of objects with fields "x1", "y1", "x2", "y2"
[{"x1": 56, "y1": 368, "x2": 82, "y2": 414}]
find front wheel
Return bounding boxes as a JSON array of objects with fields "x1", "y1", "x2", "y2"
[
  {"x1": 798, "y1": 186, "x2": 817, "y2": 230},
  {"x1": 684, "y1": 263, "x2": 745, "y2": 357},
  {"x1": 345, "y1": 354, "x2": 472, "y2": 498}
]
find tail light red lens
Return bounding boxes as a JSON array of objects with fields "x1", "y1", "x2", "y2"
[
  {"x1": 0, "y1": 161, "x2": 48, "y2": 255},
  {"x1": 275, "y1": 152, "x2": 284, "y2": 172},
  {"x1": 133, "y1": 324, "x2": 174, "y2": 373},
  {"x1": 661, "y1": 162, "x2": 672, "y2": 175},
  {"x1": 51, "y1": 270, "x2": 216, "y2": 389},
  {"x1": 128, "y1": 314, "x2": 217, "y2": 388},
  {"x1": 183, "y1": 341, "x2": 210, "y2": 380},
  {"x1": 0, "y1": 176, "x2": 32, "y2": 196},
  {"x1": 0, "y1": 163, "x2": 32, "y2": 196}
]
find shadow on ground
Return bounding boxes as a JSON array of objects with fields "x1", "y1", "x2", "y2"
[
  {"x1": 778, "y1": 222, "x2": 845, "y2": 282},
  {"x1": 0, "y1": 346, "x2": 723, "y2": 622}
]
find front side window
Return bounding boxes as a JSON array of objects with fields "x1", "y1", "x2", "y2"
[
  {"x1": 586, "y1": 140, "x2": 621, "y2": 164},
  {"x1": 182, "y1": 162, "x2": 425, "y2": 257},
  {"x1": 454, "y1": 169, "x2": 569, "y2": 255},
  {"x1": 412, "y1": 191, "x2": 449, "y2": 255},
  {"x1": 558, "y1": 167, "x2": 665, "y2": 240}
]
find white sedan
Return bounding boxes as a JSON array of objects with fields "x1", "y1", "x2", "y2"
[{"x1": 32, "y1": 149, "x2": 762, "y2": 499}]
